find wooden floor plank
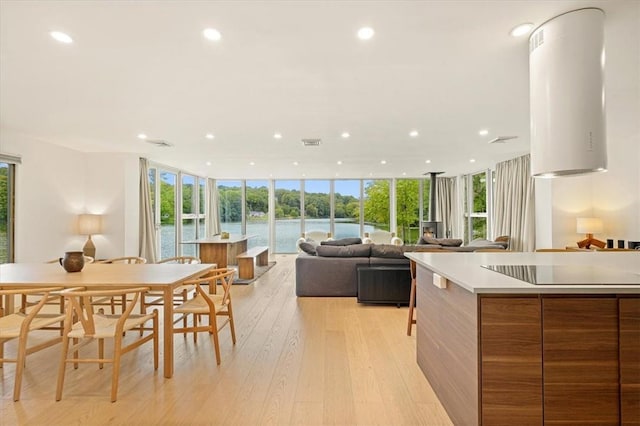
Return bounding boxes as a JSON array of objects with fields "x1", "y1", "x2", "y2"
[{"x1": 0, "y1": 254, "x2": 451, "y2": 425}]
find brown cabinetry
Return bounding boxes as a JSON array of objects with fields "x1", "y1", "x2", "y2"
[
  {"x1": 416, "y1": 262, "x2": 639, "y2": 426},
  {"x1": 620, "y1": 297, "x2": 640, "y2": 426},
  {"x1": 480, "y1": 297, "x2": 542, "y2": 425},
  {"x1": 542, "y1": 297, "x2": 619, "y2": 425}
]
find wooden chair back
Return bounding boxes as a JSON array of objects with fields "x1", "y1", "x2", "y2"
[
  {"x1": 98, "y1": 256, "x2": 147, "y2": 264},
  {"x1": 157, "y1": 256, "x2": 201, "y2": 264}
]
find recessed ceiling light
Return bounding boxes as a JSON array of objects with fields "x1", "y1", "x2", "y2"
[
  {"x1": 409, "y1": 130, "x2": 419, "y2": 138},
  {"x1": 249, "y1": 161, "x2": 255, "y2": 166},
  {"x1": 205, "y1": 161, "x2": 212, "y2": 166},
  {"x1": 402, "y1": 172, "x2": 407, "y2": 176},
  {"x1": 137, "y1": 133, "x2": 147, "y2": 140},
  {"x1": 380, "y1": 160, "x2": 387, "y2": 165},
  {"x1": 50, "y1": 31, "x2": 73, "y2": 44},
  {"x1": 357, "y1": 27, "x2": 375, "y2": 40},
  {"x1": 302, "y1": 173, "x2": 306, "y2": 177},
  {"x1": 274, "y1": 132, "x2": 282, "y2": 139},
  {"x1": 205, "y1": 133, "x2": 215, "y2": 139},
  {"x1": 203, "y1": 28, "x2": 222, "y2": 41},
  {"x1": 510, "y1": 23, "x2": 534, "y2": 37},
  {"x1": 337, "y1": 160, "x2": 343, "y2": 165},
  {"x1": 293, "y1": 161, "x2": 299, "y2": 166},
  {"x1": 470, "y1": 158, "x2": 476, "y2": 163},
  {"x1": 478, "y1": 129, "x2": 489, "y2": 136},
  {"x1": 341, "y1": 132, "x2": 350, "y2": 138},
  {"x1": 425, "y1": 159, "x2": 431, "y2": 164}
]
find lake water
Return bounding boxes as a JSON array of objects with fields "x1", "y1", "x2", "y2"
[{"x1": 161, "y1": 219, "x2": 380, "y2": 259}]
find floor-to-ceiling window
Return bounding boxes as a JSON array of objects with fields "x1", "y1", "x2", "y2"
[
  {"x1": 334, "y1": 180, "x2": 361, "y2": 238},
  {"x1": 274, "y1": 180, "x2": 301, "y2": 253},
  {"x1": 463, "y1": 170, "x2": 489, "y2": 243},
  {"x1": 304, "y1": 180, "x2": 330, "y2": 235},
  {"x1": 218, "y1": 180, "x2": 243, "y2": 235},
  {"x1": 363, "y1": 179, "x2": 391, "y2": 233},
  {"x1": 148, "y1": 165, "x2": 207, "y2": 260},
  {"x1": 246, "y1": 180, "x2": 269, "y2": 249},
  {"x1": 396, "y1": 179, "x2": 420, "y2": 244},
  {"x1": 0, "y1": 160, "x2": 16, "y2": 263},
  {"x1": 159, "y1": 171, "x2": 177, "y2": 258},
  {"x1": 181, "y1": 174, "x2": 198, "y2": 257},
  {"x1": 198, "y1": 177, "x2": 206, "y2": 240}
]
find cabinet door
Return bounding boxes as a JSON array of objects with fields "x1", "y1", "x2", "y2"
[
  {"x1": 480, "y1": 297, "x2": 542, "y2": 425},
  {"x1": 620, "y1": 297, "x2": 640, "y2": 426},
  {"x1": 543, "y1": 297, "x2": 619, "y2": 425}
]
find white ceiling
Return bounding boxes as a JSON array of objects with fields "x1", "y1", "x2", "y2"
[{"x1": 0, "y1": 0, "x2": 634, "y2": 179}]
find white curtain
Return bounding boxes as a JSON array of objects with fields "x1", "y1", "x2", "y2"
[
  {"x1": 494, "y1": 154, "x2": 536, "y2": 252},
  {"x1": 436, "y1": 177, "x2": 461, "y2": 238},
  {"x1": 207, "y1": 178, "x2": 221, "y2": 236},
  {"x1": 138, "y1": 158, "x2": 157, "y2": 263}
]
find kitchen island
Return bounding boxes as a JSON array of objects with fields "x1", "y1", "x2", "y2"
[{"x1": 405, "y1": 251, "x2": 640, "y2": 426}]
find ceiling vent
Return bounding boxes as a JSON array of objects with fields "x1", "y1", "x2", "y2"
[
  {"x1": 301, "y1": 138, "x2": 321, "y2": 147},
  {"x1": 146, "y1": 139, "x2": 174, "y2": 148},
  {"x1": 488, "y1": 136, "x2": 518, "y2": 144}
]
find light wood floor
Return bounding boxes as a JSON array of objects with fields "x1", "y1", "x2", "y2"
[{"x1": 1, "y1": 255, "x2": 452, "y2": 425}]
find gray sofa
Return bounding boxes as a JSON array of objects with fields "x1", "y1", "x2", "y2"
[
  {"x1": 295, "y1": 237, "x2": 509, "y2": 297},
  {"x1": 295, "y1": 243, "x2": 429, "y2": 297}
]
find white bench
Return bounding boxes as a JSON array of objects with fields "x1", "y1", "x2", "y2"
[{"x1": 236, "y1": 246, "x2": 269, "y2": 279}]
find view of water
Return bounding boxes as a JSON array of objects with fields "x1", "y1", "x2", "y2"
[{"x1": 160, "y1": 219, "x2": 380, "y2": 259}]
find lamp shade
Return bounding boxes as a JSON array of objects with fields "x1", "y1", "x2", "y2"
[
  {"x1": 529, "y1": 8, "x2": 607, "y2": 177},
  {"x1": 576, "y1": 217, "x2": 603, "y2": 234},
  {"x1": 78, "y1": 214, "x2": 102, "y2": 235}
]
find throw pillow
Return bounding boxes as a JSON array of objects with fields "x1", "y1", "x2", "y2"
[
  {"x1": 370, "y1": 244, "x2": 405, "y2": 259},
  {"x1": 299, "y1": 241, "x2": 318, "y2": 256},
  {"x1": 316, "y1": 244, "x2": 371, "y2": 257},
  {"x1": 320, "y1": 237, "x2": 362, "y2": 246}
]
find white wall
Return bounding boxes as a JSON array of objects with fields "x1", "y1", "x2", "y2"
[
  {"x1": 535, "y1": 4, "x2": 640, "y2": 249},
  {"x1": 1, "y1": 131, "x2": 139, "y2": 262}
]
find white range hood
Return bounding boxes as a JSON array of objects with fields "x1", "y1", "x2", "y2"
[{"x1": 529, "y1": 8, "x2": 607, "y2": 178}]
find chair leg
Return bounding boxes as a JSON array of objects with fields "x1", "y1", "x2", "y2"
[
  {"x1": 111, "y1": 337, "x2": 122, "y2": 402},
  {"x1": 407, "y1": 277, "x2": 417, "y2": 336},
  {"x1": 56, "y1": 335, "x2": 71, "y2": 401},
  {"x1": 99, "y1": 338, "x2": 105, "y2": 369},
  {"x1": 210, "y1": 313, "x2": 221, "y2": 365},
  {"x1": 13, "y1": 334, "x2": 28, "y2": 401},
  {"x1": 153, "y1": 313, "x2": 159, "y2": 370},
  {"x1": 227, "y1": 306, "x2": 236, "y2": 344}
]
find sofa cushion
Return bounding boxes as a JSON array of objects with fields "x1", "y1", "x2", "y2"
[
  {"x1": 321, "y1": 237, "x2": 362, "y2": 246},
  {"x1": 316, "y1": 244, "x2": 371, "y2": 257},
  {"x1": 370, "y1": 244, "x2": 406, "y2": 258},
  {"x1": 419, "y1": 237, "x2": 463, "y2": 247},
  {"x1": 299, "y1": 241, "x2": 318, "y2": 255}
]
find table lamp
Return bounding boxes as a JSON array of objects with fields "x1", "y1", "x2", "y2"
[
  {"x1": 576, "y1": 217, "x2": 605, "y2": 249},
  {"x1": 78, "y1": 214, "x2": 103, "y2": 258}
]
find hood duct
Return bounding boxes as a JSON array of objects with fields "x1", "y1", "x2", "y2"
[{"x1": 529, "y1": 8, "x2": 607, "y2": 177}]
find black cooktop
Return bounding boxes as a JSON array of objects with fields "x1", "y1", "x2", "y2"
[{"x1": 481, "y1": 264, "x2": 640, "y2": 286}]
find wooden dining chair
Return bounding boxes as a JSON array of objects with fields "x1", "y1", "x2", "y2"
[
  {"x1": 173, "y1": 268, "x2": 236, "y2": 365},
  {"x1": 95, "y1": 257, "x2": 147, "y2": 313},
  {"x1": 56, "y1": 287, "x2": 158, "y2": 402},
  {"x1": 141, "y1": 256, "x2": 202, "y2": 330},
  {"x1": 1, "y1": 287, "x2": 67, "y2": 401}
]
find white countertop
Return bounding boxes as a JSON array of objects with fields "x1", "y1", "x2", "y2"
[{"x1": 405, "y1": 251, "x2": 640, "y2": 294}]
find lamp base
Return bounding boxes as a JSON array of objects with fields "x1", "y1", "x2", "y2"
[
  {"x1": 83, "y1": 235, "x2": 96, "y2": 259},
  {"x1": 577, "y1": 235, "x2": 606, "y2": 249}
]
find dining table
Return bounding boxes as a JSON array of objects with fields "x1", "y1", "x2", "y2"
[{"x1": 0, "y1": 262, "x2": 216, "y2": 378}]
